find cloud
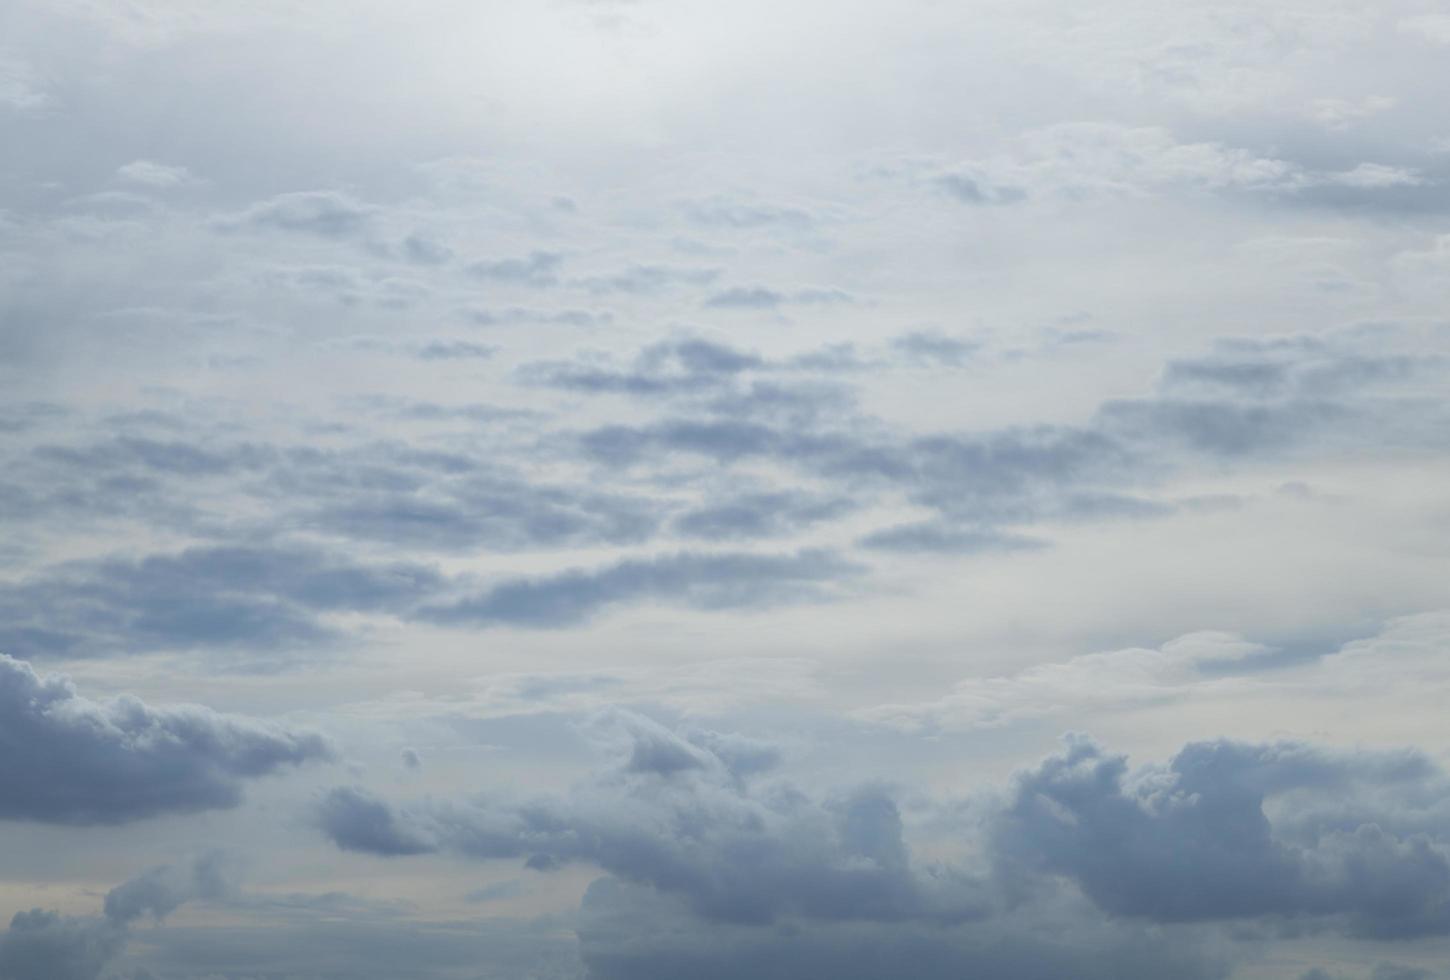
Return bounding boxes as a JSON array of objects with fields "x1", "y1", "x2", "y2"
[
  {"x1": 576, "y1": 876, "x2": 1225, "y2": 980},
  {"x1": 0, "y1": 544, "x2": 443, "y2": 658},
  {"x1": 681, "y1": 196, "x2": 816, "y2": 230},
  {"x1": 890, "y1": 330, "x2": 980, "y2": 366},
  {"x1": 419, "y1": 549, "x2": 860, "y2": 629},
  {"x1": 466, "y1": 251, "x2": 563, "y2": 286},
  {"x1": 0, "y1": 654, "x2": 332, "y2": 824},
  {"x1": 858, "y1": 522, "x2": 1045, "y2": 555},
  {"x1": 413, "y1": 339, "x2": 497, "y2": 361},
  {"x1": 703, "y1": 286, "x2": 854, "y2": 310},
  {"x1": 995, "y1": 737, "x2": 1450, "y2": 938},
  {"x1": 103, "y1": 852, "x2": 238, "y2": 926},
  {"x1": 0, "y1": 910, "x2": 123, "y2": 980},
  {"x1": 219, "y1": 190, "x2": 376, "y2": 237},
  {"x1": 671, "y1": 491, "x2": 853, "y2": 541},
  {"x1": 319, "y1": 710, "x2": 983, "y2": 925},
  {"x1": 0, "y1": 56, "x2": 46, "y2": 112},
  {"x1": 318, "y1": 710, "x2": 1450, "y2": 953},
  {"x1": 399, "y1": 233, "x2": 453, "y2": 265},
  {"x1": 115, "y1": 160, "x2": 196, "y2": 188},
  {"x1": 520, "y1": 336, "x2": 763, "y2": 396},
  {"x1": 578, "y1": 264, "x2": 719, "y2": 294},
  {"x1": 0, "y1": 856, "x2": 241, "y2": 980}
]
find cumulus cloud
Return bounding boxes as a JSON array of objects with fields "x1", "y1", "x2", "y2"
[
  {"x1": 0, "y1": 654, "x2": 332, "y2": 824},
  {"x1": 319, "y1": 710, "x2": 984, "y2": 924},
  {"x1": 995, "y1": 737, "x2": 1450, "y2": 938},
  {"x1": 318, "y1": 712, "x2": 1450, "y2": 955}
]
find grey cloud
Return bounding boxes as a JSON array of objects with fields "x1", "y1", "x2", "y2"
[
  {"x1": 577, "y1": 876, "x2": 1224, "y2": 980},
  {"x1": 466, "y1": 250, "x2": 564, "y2": 286},
  {"x1": 460, "y1": 304, "x2": 612, "y2": 328},
  {"x1": 103, "y1": 853, "x2": 238, "y2": 926},
  {"x1": 0, "y1": 654, "x2": 332, "y2": 824},
  {"x1": 0, "y1": 544, "x2": 442, "y2": 658},
  {"x1": 219, "y1": 190, "x2": 376, "y2": 237},
  {"x1": 298, "y1": 469, "x2": 661, "y2": 553},
  {"x1": 671, "y1": 491, "x2": 854, "y2": 541},
  {"x1": 318, "y1": 711, "x2": 982, "y2": 926},
  {"x1": 413, "y1": 339, "x2": 497, "y2": 360},
  {"x1": 891, "y1": 330, "x2": 980, "y2": 367},
  {"x1": 0, "y1": 911, "x2": 123, "y2": 980},
  {"x1": 681, "y1": 197, "x2": 815, "y2": 230},
  {"x1": 520, "y1": 337, "x2": 762, "y2": 396},
  {"x1": 933, "y1": 172, "x2": 1029, "y2": 206},
  {"x1": 399, "y1": 233, "x2": 453, "y2": 265},
  {"x1": 419, "y1": 549, "x2": 859, "y2": 629},
  {"x1": 579, "y1": 264, "x2": 719, "y2": 294},
  {"x1": 703, "y1": 286, "x2": 853, "y2": 309},
  {"x1": 317, "y1": 786, "x2": 436, "y2": 856},
  {"x1": 859, "y1": 522, "x2": 1045, "y2": 554},
  {"x1": 995, "y1": 737, "x2": 1450, "y2": 938}
]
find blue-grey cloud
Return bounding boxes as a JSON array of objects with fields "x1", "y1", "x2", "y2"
[
  {"x1": 0, "y1": 910, "x2": 123, "y2": 980},
  {"x1": 0, "y1": 654, "x2": 332, "y2": 824},
  {"x1": 576, "y1": 876, "x2": 1224, "y2": 980},
  {"x1": 995, "y1": 737, "x2": 1450, "y2": 938},
  {"x1": 419, "y1": 549, "x2": 860, "y2": 629},
  {"x1": 318, "y1": 711, "x2": 983, "y2": 925},
  {"x1": 219, "y1": 190, "x2": 376, "y2": 238},
  {"x1": 466, "y1": 251, "x2": 564, "y2": 286},
  {"x1": 0, "y1": 544, "x2": 443, "y2": 658}
]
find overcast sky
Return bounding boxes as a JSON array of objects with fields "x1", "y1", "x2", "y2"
[{"x1": 3, "y1": 1, "x2": 1450, "y2": 978}]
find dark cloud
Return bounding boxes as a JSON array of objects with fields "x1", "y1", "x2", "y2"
[
  {"x1": 0, "y1": 654, "x2": 331, "y2": 824},
  {"x1": 995, "y1": 737, "x2": 1450, "y2": 938},
  {"x1": 418, "y1": 549, "x2": 859, "y2": 629}
]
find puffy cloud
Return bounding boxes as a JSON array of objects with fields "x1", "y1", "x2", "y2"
[
  {"x1": 319, "y1": 710, "x2": 984, "y2": 925},
  {"x1": 0, "y1": 654, "x2": 332, "y2": 824},
  {"x1": 995, "y1": 737, "x2": 1450, "y2": 937}
]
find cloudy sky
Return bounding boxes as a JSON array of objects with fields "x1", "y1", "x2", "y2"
[{"x1": 3, "y1": 1, "x2": 1450, "y2": 978}]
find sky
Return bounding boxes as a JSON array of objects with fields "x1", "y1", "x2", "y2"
[{"x1": 2, "y1": 1, "x2": 1450, "y2": 977}]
